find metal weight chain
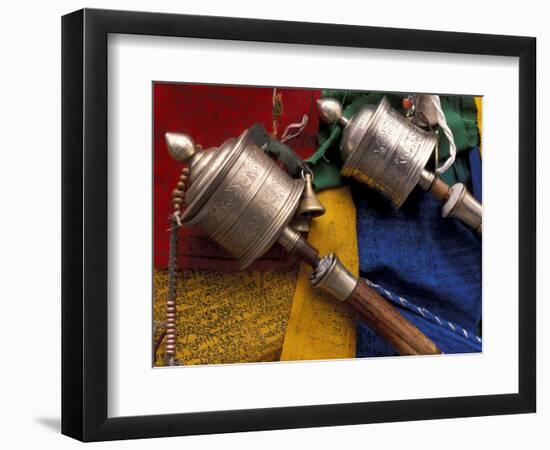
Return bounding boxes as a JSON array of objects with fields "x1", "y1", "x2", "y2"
[{"x1": 164, "y1": 166, "x2": 190, "y2": 366}]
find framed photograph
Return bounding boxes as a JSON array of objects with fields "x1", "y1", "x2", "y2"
[{"x1": 62, "y1": 8, "x2": 536, "y2": 441}]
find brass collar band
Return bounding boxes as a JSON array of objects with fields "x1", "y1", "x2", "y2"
[{"x1": 310, "y1": 254, "x2": 359, "y2": 302}]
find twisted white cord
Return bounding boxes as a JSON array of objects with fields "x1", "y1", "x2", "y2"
[
  {"x1": 281, "y1": 114, "x2": 309, "y2": 143},
  {"x1": 430, "y1": 95, "x2": 456, "y2": 174},
  {"x1": 175, "y1": 210, "x2": 183, "y2": 227},
  {"x1": 167, "y1": 211, "x2": 182, "y2": 231}
]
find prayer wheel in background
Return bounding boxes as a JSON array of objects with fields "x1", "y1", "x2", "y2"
[{"x1": 317, "y1": 96, "x2": 482, "y2": 233}]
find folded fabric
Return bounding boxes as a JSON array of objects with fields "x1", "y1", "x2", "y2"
[{"x1": 354, "y1": 147, "x2": 482, "y2": 356}]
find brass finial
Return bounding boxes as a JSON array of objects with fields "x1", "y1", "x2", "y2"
[
  {"x1": 316, "y1": 98, "x2": 348, "y2": 126},
  {"x1": 165, "y1": 132, "x2": 196, "y2": 162}
]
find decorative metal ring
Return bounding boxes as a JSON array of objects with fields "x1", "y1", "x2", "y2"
[{"x1": 300, "y1": 165, "x2": 314, "y2": 181}]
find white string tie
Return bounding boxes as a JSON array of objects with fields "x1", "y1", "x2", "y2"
[
  {"x1": 281, "y1": 114, "x2": 309, "y2": 143},
  {"x1": 430, "y1": 95, "x2": 457, "y2": 174},
  {"x1": 167, "y1": 212, "x2": 182, "y2": 231},
  {"x1": 174, "y1": 211, "x2": 182, "y2": 227}
]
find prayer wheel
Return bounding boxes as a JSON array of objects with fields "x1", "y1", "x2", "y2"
[
  {"x1": 165, "y1": 128, "x2": 441, "y2": 356},
  {"x1": 317, "y1": 96, "x2": 482, "y2": 233},
  {"x1": 166, "y1": 129, "x2": 304, "y2": 270}
]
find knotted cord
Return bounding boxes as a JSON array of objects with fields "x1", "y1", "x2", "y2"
[{"x1": 429, "y1": 95, "x2": 457, "y2": 175}]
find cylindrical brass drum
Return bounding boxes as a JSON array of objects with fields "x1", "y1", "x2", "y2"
[
  {"x1": 332, "y1": 96, "x2": 437, "y2": 208},
  {"x1": 317, "y1": 96, "x2": 483, "y2": 232},
  {"x1": 166, "y1": 129, "x2": 304, "y2": 269}
]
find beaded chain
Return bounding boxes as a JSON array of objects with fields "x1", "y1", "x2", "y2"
[{"x1": 161, "y1": 166, "x2": 190, "y2": 366}]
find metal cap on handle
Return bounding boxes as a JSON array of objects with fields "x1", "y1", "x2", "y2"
[{"x1": 442, "y1": 183, "x2": 483, "y2": 233}]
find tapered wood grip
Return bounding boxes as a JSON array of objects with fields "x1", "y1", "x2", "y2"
[
  {"x1": 346, "y1": 280, "x2": 441, "y2": 355},
  {"x1": 428, "y1": 177, "x2": 451, "y2": 202}
]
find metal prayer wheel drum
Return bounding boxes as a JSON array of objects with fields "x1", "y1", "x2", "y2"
[
  {"x1": 318, "y1": 96, "x2": 437, "y2": 208},
  {"x1": 165, "y1": 129, "x2": 305, "y2": 270}
]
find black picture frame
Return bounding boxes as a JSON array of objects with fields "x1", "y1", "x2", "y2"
[{"x1": 62, "y1": 8, "x2": 536, "y2": 442}]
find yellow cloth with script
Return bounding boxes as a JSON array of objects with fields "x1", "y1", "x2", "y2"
[
  {"x1": 153, "y1": 265, "x2": 298, "y2": 366},
  {"x1": 281, "y1": 186, "x2": 358, "y2": 361}
]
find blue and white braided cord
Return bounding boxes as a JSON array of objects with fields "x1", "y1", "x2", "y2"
[{"x1": 363, "y1": 279, "x2": 482, "y2": 345}]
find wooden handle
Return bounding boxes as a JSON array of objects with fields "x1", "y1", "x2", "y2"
[
  {"x1": 346, "y1": 280, "x2": 441, "y2": 355},
  {"x1": 283, "y1": 232, "x2": 440, "y2": 356},
  {"x1": 428, "y1": 177, "x2": 451, "y2": 202}
]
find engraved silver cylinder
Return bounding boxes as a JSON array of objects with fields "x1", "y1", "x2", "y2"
[
  {"x1": 166, "y1": 129, "x2": 305, "y2": 269},
  {"x1": 319, "y1": 96, "x2": 438, "y2": 208}
]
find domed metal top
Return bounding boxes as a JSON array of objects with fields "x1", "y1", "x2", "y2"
[
  {"x1": 316, "y1": 98, "x2": 378, "y2": 162},
  {"x1": 165, "y1": 132, "x2": 197, "y2": 162},
  {"x1": 165, "y1": 130, "x2": 249, "y2": 223},
  {"x1": 316, "y1": 98, "x2": 346, "y2": 126}
]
